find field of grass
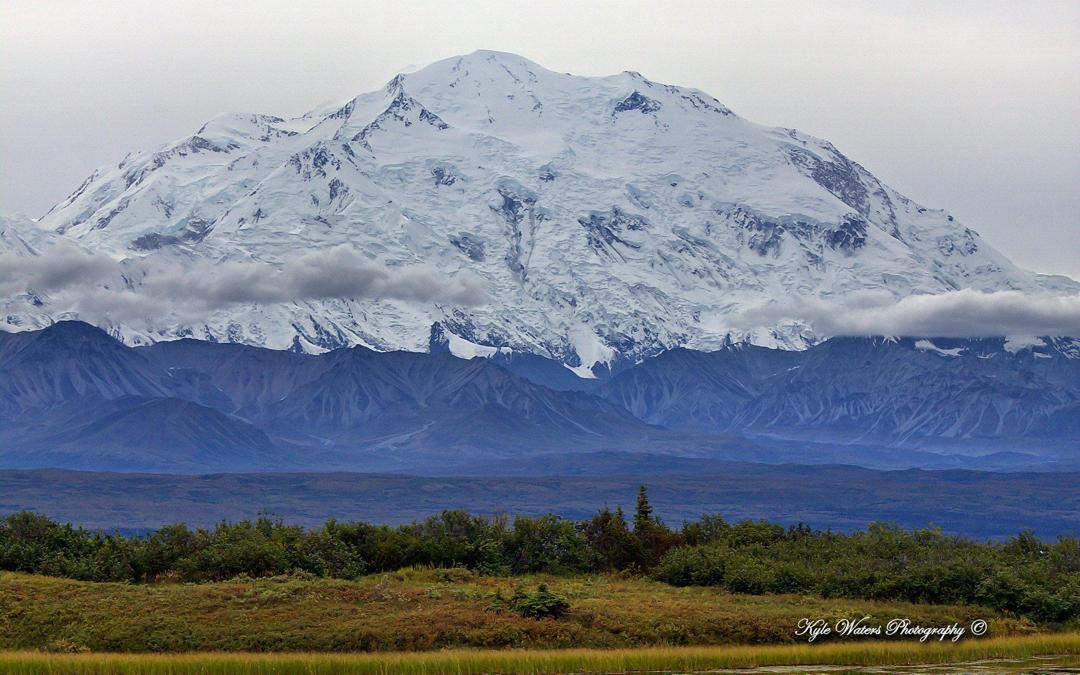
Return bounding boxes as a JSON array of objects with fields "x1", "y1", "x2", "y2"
[
  {"x1": 1, "y1": 634, "x2": 1079, "y2": 674},
  {"x1": 0, "y1": 568, "x2": 1036, "y2": 654}
]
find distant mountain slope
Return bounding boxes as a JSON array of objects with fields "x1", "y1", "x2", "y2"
[
  {"x1": 600, "y1": 336, "x2": 1080, "y2": 449},
  {"x1": 0, "y1": 322, "x2": 663, "y2": 472},
  {"x1": 142, "y1": 337, "x2": 651, "y2": 459},
  {"x1": 736, "y1": 337, "x2": 1080, "y2": 444},
  {"x1": 0, "y1": 321, "x2": 1075, "y2": 473},
  {"x1": 598, "y1": 346, "x2": 800, "y2": 429},
  {"x1": 0, "y1": 396, "x2": 288, "y2": 473},
  {"x1": 0, "y1": 321, "x2": 168, "y2": 418},
  {"x1": 3, "y1": 51, "x2": 1075, "y2": 369}
]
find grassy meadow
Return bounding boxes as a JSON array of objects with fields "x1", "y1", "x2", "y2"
[
  {"x1": 4, "y1": 504, "x2": 1078, "y2": 672},
  {"x1": 0, "y1": 568, "x2": 1035, "y2": 653},
  {"x1": 2, "y1": 634, "x2": 1080, "y2": 674}
]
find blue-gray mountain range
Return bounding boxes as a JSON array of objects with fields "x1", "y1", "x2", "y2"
[{"x1": 0, "y1": 321, "x2": 1076, "y2": 473}]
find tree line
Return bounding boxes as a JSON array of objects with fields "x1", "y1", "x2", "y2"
[{"x1": 2, "y1": 486, "x2": 1078, "y2": 624}]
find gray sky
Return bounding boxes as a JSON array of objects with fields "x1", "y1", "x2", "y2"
[{"x1": 2, "y1": 0, "x2": 1078, "y2": 279}]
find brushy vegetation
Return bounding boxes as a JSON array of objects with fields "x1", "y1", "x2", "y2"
[
  {"x1": 491, "y1": 583, "x2": 570, "y2": 619},
  {"x1": 3, "y1": 486, "x2": 1080, "y2": 625},
  {"x1": 0, "y1": 569, "x2": 1031, "y2": 653},
  {"x1": 1, "y1": 634, "x2": 1080, "y2": 674}
]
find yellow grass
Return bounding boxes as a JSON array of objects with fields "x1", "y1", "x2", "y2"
[
  {"x1": 1, "y1": 634, "x2": 1080, "y2": 674},
  {"x1": 2, "y1": 569, "x2": 1028, "y2": 653}
]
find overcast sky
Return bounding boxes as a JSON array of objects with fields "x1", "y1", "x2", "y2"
[{"x1": 2, "y1": 0, "x2": 1077, "y2": 279}]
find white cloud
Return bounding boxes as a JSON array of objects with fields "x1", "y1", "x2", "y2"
[
  {"x1": 729, "y1": 289, "x2": 1080, "y2": 338},
  {"x1": 0, "y1": 245, "x2": 488, "y2": 323},
  {"x1": 0, "y1": 242, "x2": 115, "y2": 295}
]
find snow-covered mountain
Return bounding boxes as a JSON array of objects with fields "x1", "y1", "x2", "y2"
[{"x1": 3, "y1": 51, "x2": 1075, "y2": 369}]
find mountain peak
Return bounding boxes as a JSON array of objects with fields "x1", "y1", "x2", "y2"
[
  {"x1": 8, "y1": 53, "x2": 1076, "y2": 368},
  {"x1": 427, "y1": 49, "x2": 549, "y2": 72},
  {"x1": 41, "y1": 319, "x2": 112, "y2": 337},
  {"x1": 9, "y1": 321, "x2": 128, "y2": 362}
]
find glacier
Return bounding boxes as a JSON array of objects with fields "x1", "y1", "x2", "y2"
[{"x1": 2, "y1": 50, "x2": 1076, "y2": 370}]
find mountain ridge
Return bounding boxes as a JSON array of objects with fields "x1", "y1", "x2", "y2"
[
  {"x1": 0, "y1": 321, "x2": 1075, "y2": 474},
  {"x1": 2, "y1": 50, "x2": 1076, "y2": 369}
]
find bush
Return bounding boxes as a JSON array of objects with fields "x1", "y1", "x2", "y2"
[
  {"x1": 2, "y1": 501, "x2": 1079, "y2": 626},
  {"x1": 654, "y1": 545, "x2": 727, "y2": 586},
  {"x1": 508, "y1": 583, "x2": 570, "y2": 619}
]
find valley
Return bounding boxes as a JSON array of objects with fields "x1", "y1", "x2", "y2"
[{"x1": 3, "y1": 464, "x2": 1079, "y2": 538}]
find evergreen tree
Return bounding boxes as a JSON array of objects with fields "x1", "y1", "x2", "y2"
[
  {"x1": 633, "y1": 484, "x2": 654, "y2": 534},
  {"x1": 631, "y1": 485, "x2": 678, "y2": 569},
  {"x1": 581, "y1": 506, "x2": 635, "y2": 570}
]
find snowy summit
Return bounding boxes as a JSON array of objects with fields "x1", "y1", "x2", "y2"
[{"x1": 2, "y1": 51, "x2": 1074, "y2": 371}]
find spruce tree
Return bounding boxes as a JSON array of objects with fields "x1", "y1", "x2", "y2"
[{"x1": 633, "y1": 484, "x2": 654, "y2": 533}]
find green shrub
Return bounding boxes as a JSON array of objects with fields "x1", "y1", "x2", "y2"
[
  {"x1": 654, "y1": 545, "x2": 727, "y2": 586},
  {"x1": 508, "y1": 583, "x2": 570, "y2": 619},
  {"x1": 2, "y1": 498, "x2": 1079, "y2": 626}
]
